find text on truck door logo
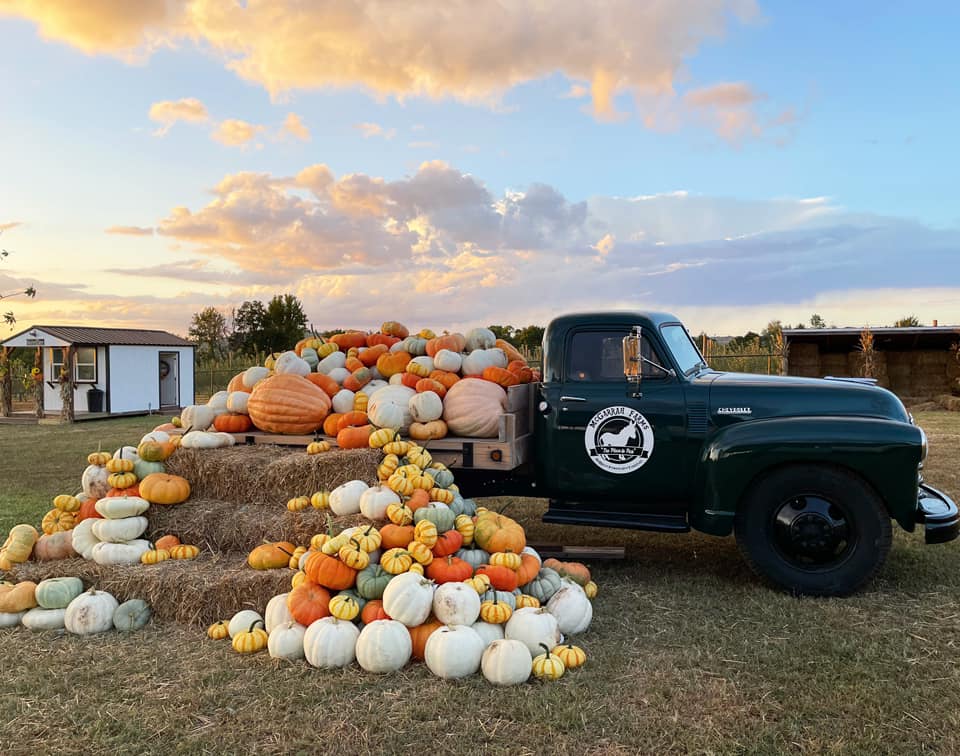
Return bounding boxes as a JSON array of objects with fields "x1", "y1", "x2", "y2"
[{"x1": 584, "y1": 405, "x2": 655, "y2": 474}]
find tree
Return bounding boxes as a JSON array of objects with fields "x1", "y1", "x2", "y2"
[
  {"x1": 1, "y1": 248, "x2": 37, "y2": 327},
  {"x1": 894, "y1": 315, "x2": 922, "y2": 327},
  {"x1": 488, "y1": 325, "x2": 515, "y2": 341},
  {"x1": 260, "y1": 294, "x2": 308, "y2": 352},
  {"x1": 188, "y1": 307, "x2": 228, "y2": 360},
  {"x1": 230, "y1": 300, "x2": 268, "y2": 355},
  {"x1": 513, "y1": 325, "x2": 545, "y2": 352},
  {"x1": 809, "y1": 313, "x2": 826, "y2": 328}
]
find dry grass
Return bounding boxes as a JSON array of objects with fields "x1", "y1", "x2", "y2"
[{"x1": 1, "y1": 412, "x2": 960, "y2": 753}]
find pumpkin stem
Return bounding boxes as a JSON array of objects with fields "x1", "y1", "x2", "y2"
[
  {"x1": 539, "y1": 642, "x2": 550, "y2": 655},
  {"x1": 248, "y1": 619, "x2": 264, "y2": 632}
]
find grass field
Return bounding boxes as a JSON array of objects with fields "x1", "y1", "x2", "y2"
[{"x1": 2, "y1": 413, "x2": 960, "y2": 754}]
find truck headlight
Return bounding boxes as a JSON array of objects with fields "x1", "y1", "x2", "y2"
[{"x1": 919, "y1": 427, "x2": 928, "y2": 464}]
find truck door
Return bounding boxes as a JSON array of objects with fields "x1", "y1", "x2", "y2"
[{"x1": 541, "y1": 327, "x2": 691, "y2": 509}]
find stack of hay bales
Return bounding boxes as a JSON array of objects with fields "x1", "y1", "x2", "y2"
[{"x1": 787, "y1": 342, "x2": 820, "y2": 378}]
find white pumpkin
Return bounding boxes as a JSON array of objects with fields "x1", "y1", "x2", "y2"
[
  {"x1": 359, "y1": 379, "x2": 388, "y2": 397},
  {"x1": 304, "y1": 616, "x2": 360, "y2": 669},
  {"x1": 521, "y1": 546, "x2": 542, "y2": 566},
  {"x1": 180, "y1": 404, "x2": 216, "y2": 431},
  {"x1": 268, "y1": 621, "x2": 307, "y2": 660},
  {"x1": 425, "y1": 624, "x2": 485, "y2": 679},
  {"x1": 332, "y1": 389, "x2": 356, "y2": 414},
  {"x1": 359, "y1": 485, "x2": 400, "y2": 521},
  {"x1": 504, "y1": 607, "x2": 562, "y2": 658},
  {"x1": 90, "y1": 539, "x2": 151, "y2": 566},
  {"x1": 64, "y1": 589, "x2": 119, "y2": 635},
  {"x1": 470, "y1": 620, "x2": 505, "y2": 648},
  {"x1": 442, "y1": 378, "x2": 508, "y2": 438},
  {"x1": 140, "y1": 430, "x2": 171, "y2": 444},
  {"x1": 92, "y1": 516, "x2": 149, "y2": 544},
  {"x1": 274, "y1": 351, "x2": 311, "y2": 376},
  {"x1": 71, "y1": 519, "x2": 100, "y2": 560},
  {"x1": 113, "y1": 445, "x2": 140, "y2": 462},
  {"x1": 94, "y1": 496, "x2": 150, "y2": 519},
  {"x1": 466, "y1": 327, "x2": 497, "y2": 351},
  {"x1": 179, "y1": 431, "x2": 235, "y2": 449},
  {"x1": 546, "y1": 580, "x2": 593, "y2": 634},
  {"x1": 432, "y1": 582, "x2": 481, "y2": 626},
  {"x1": 317, "y1": 351, "x2": 347, "y2": 374},
  {"x1": 265, "y1": 592, "x2": 294, "y2": 633},
  {"x1": 81, "y1": 464, "x2": 110, "y2": 500},
  {"x1": 409, "y1": 391, "x2": 443, "y2": 423},
  {"x1": 0, "y1": 611, "x2": 25, "y2": 628},
  {"x1": 368, "y1": 385, "x2": 415, "y2": 432},
  {"x1": 113, "y1": 599, "x2": 152, "y2": 631},
  {"x1": 329, "y1": 480, "x2": 369, "y2": 516},
  {"x1": 382, "y1": 571, "x2": 435, "y2": 627},
  {"x1": 206, "y1": 391, "x2": 230, "y2": 414},
  {"x1": 461, "y1": 348, "x2": 508, "y2": 376},
  {"x1": 356, "y1": 619, "x2": 412, "y2": 673},
  {"x1": 228, "y1": 609, "x2": 264, "y2": 639},
  {"x1": 433, "y1": 349, "x2": 463, "y2": 373},
  {"x1": 243, "y1": 366, "x2": 271, "y2": 388},
  {"x1": 481, "y1": 639, "x2": 532, "y2": 685},
  {"x1": 328, "y1": 367, "x2": 351, "y2": 385},
  {"x1": 21, "y1": 607, "x2": 67, "y2": 631},
  {"x1": 388, "y1": 374, "x2": 405, "y2": 386},
  {"x1": 226, "y1": 391, "x2": 250, "y2": 414},
  {"x1": 408, "y1": 355, "x2": 434, "y2": 375}
]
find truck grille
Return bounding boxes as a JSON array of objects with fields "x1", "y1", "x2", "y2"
[{"x1": 687, "y1": 402, "x2": 708, "y2": 435}]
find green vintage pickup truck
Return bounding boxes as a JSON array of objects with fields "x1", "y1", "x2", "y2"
[{"x1": 455, "y1": 311, "x2": 957, "y2": 596}]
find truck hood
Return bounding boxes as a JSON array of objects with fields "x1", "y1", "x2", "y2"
[{"x1": 696, "y1": 371, "x2": 911, "y2": 425}]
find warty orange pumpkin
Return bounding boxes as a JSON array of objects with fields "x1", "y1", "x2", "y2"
[{"x1": 247, "y1": 374, "x2": 331, "y2": 434}]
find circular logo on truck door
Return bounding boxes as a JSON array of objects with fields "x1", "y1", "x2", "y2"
[{"x1": 584, "y1": 406, "x2": 655, "y2": 474}]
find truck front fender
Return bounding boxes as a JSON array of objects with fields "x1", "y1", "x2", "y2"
[{"x1": 691, "y1": 416, "x2": 923, "y2": 536}]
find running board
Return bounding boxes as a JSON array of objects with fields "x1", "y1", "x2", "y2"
[{"x1": 542, "y1": 507, "x2": 689, "y2": 533}]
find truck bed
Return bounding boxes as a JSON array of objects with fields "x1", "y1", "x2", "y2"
[{"x1": 221, "y1": 383, "x2": 535, "y2": 471}]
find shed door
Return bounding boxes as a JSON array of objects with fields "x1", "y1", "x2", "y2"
[{"x1": 159, "y1": 352, "x2": 179, "y2": 408}]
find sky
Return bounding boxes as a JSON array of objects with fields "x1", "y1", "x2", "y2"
[{"x1": 0, "y1": 0, "x2": 958, "y2": 337}]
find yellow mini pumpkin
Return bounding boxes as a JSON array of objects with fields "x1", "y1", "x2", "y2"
[
  {"x1": 328, "y1": 594, "x2": 361, "y2": 621},
  {"x1": 87, "y1": 451, "x2": 112, "y2": 466},
  {"x1": 406, "y1": 540, "x2": 434, "y2": 566},
  {"x1": 140, "y1": 548, "x2": 170, "y2": 565},
  {"x1": 306, "y1": 440, "x2": 331, "y2": 455},
  {"x1": 532, "y1": 644, "x2": 566, "y2": 680},
  {"x1": 382, "y1": 439, "x2": 410, "y2": 457},
  {"x1": 105, "y1": 458, "x2": 135, "y2": 474},
  {"x1": 454, "y1": 514, "x2": 475, "y2": 546},
  {"x1": 353, "y1": 393, "x2": 369, "y2": 413},
  {"x1": 408, "y1": 562, "x2": 425, "y2": 575},
  {"x1": 289, "y1": 546, "x2": 307, "y2": 569},
  {"x1": 287, "y1": 496, "x2": 310, "y2": 512},
  {"x1": 515, "y1": 594, "x2": 541, "y2": 609},
  {"x1": 311, "y1": 491, "x2": 330, "y2": 510},
  {"x1": 169, "y1": 544, "x2": 200, "y2": 560},
  {"x1": 338, "y1": 539, "x2": 370, "y2": 570},
  {"x1": 368, "y1": 428, "x2": 398, "y2": 449},
  {"x1": 464, "y1": 575, "x2": 490, "y2": 594},
  {"x1": 413, "y1": 519, "x2": 438, "y2": 548},
  {"x1": 490, "y1": 551, "x2": 522, "y2": 571},
  {"x1": 53, "y1": 494, "x2": 81, "y2": 512},
  {"x1": 232, "y1": 621, "x2": 268, "y2": 654},
  {"x1": 386, "y1": 502, "x2": 414, "y2": 526},
  {"x1": 429, "y1": 488, "x2": 454, "y2": 504},
  {"x1": 552, "y1": 644, "x2": 586, "y2": 669},
  {"x1": 584, "y1": 581, "x2": 598, "y2": 599},
  {"x1": 480, "y1": 596, "x2": 512, "y2": 624},
  {"x1": 207, "y1": 620, "x2": 229, "y2": 640},
  {"x1": 291, "y1": 570, "x2": 307, "y2": 589},
  {"x1": 107, "y1": 471, "x2": 138, "y2": 490},
  {"x1": 380, "y1": 548, "x2": 414, "y2": 575},
  {"x1": 41, "y1": 509, "x2": 76, "y2": 535}
]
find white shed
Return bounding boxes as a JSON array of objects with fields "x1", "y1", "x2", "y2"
[{"x1": 1, "y1": 325, "x2": 195, "y2": 415}]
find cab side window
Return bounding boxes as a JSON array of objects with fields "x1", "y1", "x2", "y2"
[{"x1": 566, "y1": 330, "x2": 669, "y2": 381}]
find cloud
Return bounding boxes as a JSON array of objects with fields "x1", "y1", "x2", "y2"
[
  {"x1": 4, "y1": 0, "x2": 777, "y2": 135},
  {"x1": 148, "y1": 97, "x2": 209, "y2": 136},
  {"x1": 280, "y1": 112, "x2": 310, "y2": 141},
  {"x1": 407, "y1": 141, "x2": 438, "y2": 149},
  {"x1": 105, "y1": 225, "x2": 154, "y2": 236},
  {"x1": 211, "y1": 119, "x2": 265, "y2": 147},
  {"x1": 354, "y1": 122, "x2": 396, "y2": 140},
  {"x1": 103, "y1": 259, "x2": 290, "y2": 285},
  {"x1": 0, "y1": 221, "x2": 22, "y2": 233}
]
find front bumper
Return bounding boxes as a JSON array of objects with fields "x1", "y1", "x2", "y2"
[{"x1": 917, "y1": 483, "x2": 960, "y2": 544}]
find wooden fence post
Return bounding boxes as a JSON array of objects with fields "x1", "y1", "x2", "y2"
[
  {"x1": 0, "y1": 346, "x2": 11, "y2": 417},
  {"x1": 60, "y1": 345, "x2": 76, "y2": 422}
]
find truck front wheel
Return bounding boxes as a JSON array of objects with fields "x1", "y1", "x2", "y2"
[{"x1": 734, "y1": 465, "x2": 892, "y2": 596}]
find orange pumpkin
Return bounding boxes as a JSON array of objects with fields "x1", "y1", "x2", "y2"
[
  {"x1": 381, "y1": 321, "x2": 409, "y2": 339},
  {"x1": 409, "y1": 617, "x2": 443, "y2": 660},
  {"x1": 345, "y1": 356, "x2": 364, "y2": 373},
  {"x1": 430, "y1": 529, "x2": 463, "y2": 558},
  {"x1": 415, "y1": 378, "x2": 447, "y2": 398},
  {"x1": 507, "y1": 360, "x2": 534, "y2": 383},
  {"x1": 330, "y1": 331, "x2": 368, "y2": 350},
  {"x1": 495, "y1": 338, "x2": 526, "y2": 364},
  {"x1": 360, "y1": 599, "x2": 391, "y2": 624},
  {"x1": 336, "y1": 411, "x2": 369, "y2": 431},
  {"x1": 482, "y1": 366, "x2": 519, "y2": 388},
  {"x1": 379, "y1": 524, "x2": 415, "y2": 550},
  {"x1": 359, "y1": 344, "x2": 388, "y2": 366},
  {"x1": 337, "y1": 424, "x2": 374, "y2": 449},
  {"x1": 227, "y1": 372, "x2": 249, "y2": 393},
  {"x1": 306, "y1": 373, "x2": 340, "y2": 398},
  {"x1": 155, "y1": 534, "x2": 181, "y2": 551},
  {"x1": 366, "y1": 333, "x2": 400, "y2": 349},
  {"x1": 399, "y1": 372, "x2": 421, "y2": 389},
  {"x1": 516, "y1": 552, "x2": 541, "y2": 586},
  {"x1": 139, "y1": 473, "x2": 191, "y2": 505},
  {"x1": 406, "y1": 489, "x2": 430, "y2": 512},
  {"x1": 474, "y1": 512, "x2": 526, "y2": 553},
  {"x1": 76, "y1": 497, "x2": 103, "y2": 522},
  {"x1": 476, "y1": 563, "x2": 519, "y2": 592},
  {"x1": 343, "y1": 368, "x2": 372, "y2": 392},
  {"x1": 247, "y1": 373, "x2": 332, "y2": 434},
  {"x1": 303, "y1": 551, "x2": 358, "y2": 590},
  {"x1": 213, "y1": 413, "x2": 252, "y2": 433},
  {"x1": 323, "y1": 413, "x2": 343, "y2": 436},
  {"x1": 543, "y1": 558, "x2": 592, "y2": 586},
  {"x1": 287, "y1": 581, "x2": 332, "y2": 626},
  {"x1": 105, "y1": 484, "x2": 140, "y2": 498},
  {"x1": 377, "y1": 351, "x2": 412, "y2": 378},
  {"x1": 428, "y1": 370, "x2": 460, "y2": 390},
  {"x1": 426, "y1": 333, "x2": 466, "y2": 357}
]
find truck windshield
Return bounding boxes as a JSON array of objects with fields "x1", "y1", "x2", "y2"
[{"x1": 660, "y1": 324, "x2": 707, "y2": 376}]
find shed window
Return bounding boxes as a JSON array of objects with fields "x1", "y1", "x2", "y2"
[{"x1": 50, "y1": 347, "x2": 97, "y2": 383}]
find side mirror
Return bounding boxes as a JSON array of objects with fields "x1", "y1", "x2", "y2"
[{"x1": 622, "y1": 327, "x2": 642, "y2": 385}]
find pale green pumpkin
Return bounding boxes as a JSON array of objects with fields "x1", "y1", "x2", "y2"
[{"x1": 35, "y1": 577, "x2": 84, "y2": 610}]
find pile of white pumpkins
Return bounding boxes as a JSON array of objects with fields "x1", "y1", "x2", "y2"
[{"x1": 0, "y1": 578, "x2": 151, "y2": 634}]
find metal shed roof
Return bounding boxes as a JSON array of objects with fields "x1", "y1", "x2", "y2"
[{"x1": 2, "y1": 325, "x2": 194, "y2": 347}]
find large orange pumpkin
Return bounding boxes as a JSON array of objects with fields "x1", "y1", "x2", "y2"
[
  {"x1": 516, "y1": 552, "x2": 541, "y2": 586},
  {"x1": 409, "y1": 617, "x2": 443, "y2": 660},
  {"x1": 473, "y1": 511, "x2": 526, "y2": 553},
  {"x1": 139, "y1": 473, "x2": 191, "y2": 505},
  {"x1": 287, "y1": 581, "x2": 332, "y2": 626},
  {"x1": 303, "y1": 552, "x2": 357, "y2": 590},
  {"x1": 366, "y1": 333, "x2": 400, "y2": 349},
  {"x1": 428, "y1": 370, "x2": 460, "y2": 391},
  {"x1": 359, "y1": 344, "x2": 388, "y2": 366},
  {"x1": 426, "y1": 333, "x2": 466, "y2": 357},
  {"x1": 330, "y1": 331, "x2": 367, "y2": 350},
  {"x1": 476, "y1": 563, "x2": 519, "y2": 592},
  {"x1": 482, "y1": 366, "x2": 519, "y2": 388},
  {"x1": 213, "y1": 413, "x2": 252, "y2": 433},
  {"x1": 337, "y1": 424, "x2": 374, "y2": 449},
  {"x1": 379, "y1": 524, "x2": 415, "y2": 550},
  {"x1": 376, "y1": 351, "x2": 412, "y2": 378},
  {"x1": 247, "y1": 374, "x2": 331, "y2": 434}
]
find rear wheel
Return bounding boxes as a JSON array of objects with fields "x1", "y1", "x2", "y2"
[{"x1": 735, "y1": 465, "x2": 891, "y2": 596}]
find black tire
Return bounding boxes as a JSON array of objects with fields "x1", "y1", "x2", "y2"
[{"x1": 735, "y1": 464, "x2": 892, "y2": 596}]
